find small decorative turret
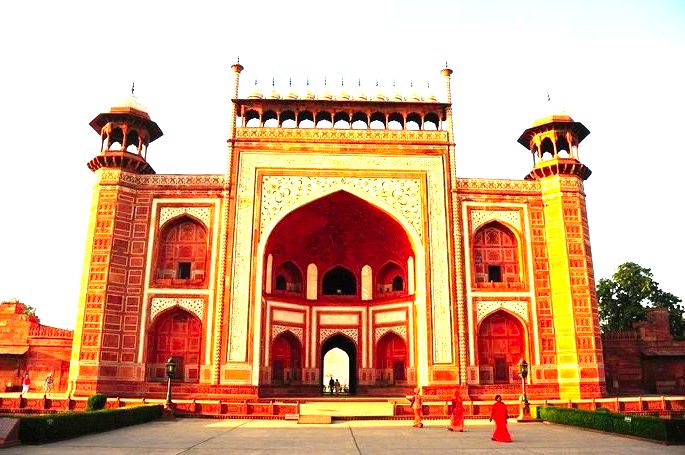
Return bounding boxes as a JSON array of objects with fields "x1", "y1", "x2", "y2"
[
  {"x1": 517, "y1": 113, "x2": 591, "y2": 180},
  {"x1": 87, "y1": 88, "x2": 163, "y2": 174}
]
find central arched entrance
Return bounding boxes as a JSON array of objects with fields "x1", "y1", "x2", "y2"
[{"x1": 321, "y1": 334, "x2": 357, "y2": 394}]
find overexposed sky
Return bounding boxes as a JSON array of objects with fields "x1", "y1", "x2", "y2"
[{"x1": 1, "y1": 1, "x2": 683, "y2": 329}]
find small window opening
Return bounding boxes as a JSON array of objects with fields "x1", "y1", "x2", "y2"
[
  {"x1": 488, "y1": 265, "x2": 502, "y2": 282},
  {"x1": 177, "y1": 262, "x2": 191, "y2": 279},
  {"x1": 275, "y1": 275, "x2": 287, "y2": 291},
  {"x1": 392, "y1": 276, "x2": 404, "y2": 291}
]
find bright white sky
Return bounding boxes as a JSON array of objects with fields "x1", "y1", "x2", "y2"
[{"x1": 1, "y1": 1, "x2": 683, "y2": 329}]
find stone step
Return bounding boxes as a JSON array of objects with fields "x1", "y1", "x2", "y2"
[
  {"x1": 299, "y1": 401, "x2": 394, "y2": 417},
  {"x1": 297, "y1": 414, "x2": 332, "y2": 424}
]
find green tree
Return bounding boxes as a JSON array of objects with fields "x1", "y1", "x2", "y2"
[{"x1": 597, "y1": 262, "x2": 684, "y2": 337}]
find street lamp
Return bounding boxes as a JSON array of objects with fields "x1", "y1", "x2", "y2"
[
  {"x1": 165, "y1": 356, "x2": 177, "y2": 410},
  {"x1": 517, "y1": 358, "x2": 533, "y2": 421}
]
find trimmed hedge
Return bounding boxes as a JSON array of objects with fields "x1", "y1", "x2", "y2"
[
  {"x1": 86, "y1": 393, "x2": 107, "y2": 411},
  {"x1": 536, "y1": 405, "x2": 685, "y2": 444},
  {"x1": 18, "y1": 404, "x2": 163, "y2": 444}
]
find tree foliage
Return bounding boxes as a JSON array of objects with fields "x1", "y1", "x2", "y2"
[{"x1": 597, "y1": 262, "x2": 684, "y2": 336}]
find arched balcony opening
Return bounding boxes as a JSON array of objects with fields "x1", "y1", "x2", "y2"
[
  {"x1": 271, "y1": 331, "x2": 302, "y2": 384},
  {"x1": 540, "y1": 137, "x2": 555, "y2": 160},
  {"x1": 388, "y1": 112, "x2": 404, "y2": 130},
  {"x1": 147, "y1": 308, "x2": 202, "y2": 383},
  {"x1": 297, "y1": 110, "x2": 315, "y2": 128},
  {"x1": 322, "y1": 266, "x2": 356, "y2": 296},
  {"x1": 375, "y1": 331, "x2": 407, "y2": 382},
  {"x1": 125, "y1": 129, "x2": 139, "y2": 154},
  {"x1": 281, "y1": 110, "x2": 297, "y2": 128},
  {"x1": 557, "y1": 135, "x2": 570, "y2": 158},
  {"x1": 154, "y1": 216, "x2": 208, "y2": 288},
  {"x1": 423, "y1": 112, "x2": 440, "y2": 130},
  {"x1": 315, "y1": 111, "x2": 333, "y2": 128},
  {"x1": 272, "y1": 261, "x2": 303, "y2": 295},
  {"x1": 351, "y1": 111, "x2": 368, "y2": 129},
  {"x1": 333, "y1": 111, "x2": 351, "y2": 129},
  {"x1": 406, "y1": 112, "x2": 421, "y2": 131},
  {"x1": 108, "y1": 126, "x2": 124, "y2": 151},
  {"x1": 370, "y1": 112, "x2": 385, "y2": 130},
  {"x1": 245, "y1": 109, "x2": 261, "y2": 127},
  {"x1": 263, "y1": 110, "x2": 278, "y2": 128},
  {"x1": 477, "y1": 311, "x2": 525, "y2": 384},
  {"x1": 473, "y1": 221, "x2": 521, "y2": 288},
  {"x1": 376, "y1": 261, "x2": 406, "y2": 297}
]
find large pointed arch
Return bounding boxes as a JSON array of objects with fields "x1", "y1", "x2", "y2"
[{"x1": 252, "y1": 185, "x2": 428, "y2": 385}]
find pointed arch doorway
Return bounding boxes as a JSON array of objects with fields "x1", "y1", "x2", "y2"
[{"x1": 321, "y1": 334, "x2": 357, "y2": 394}]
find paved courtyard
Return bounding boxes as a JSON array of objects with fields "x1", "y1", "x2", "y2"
[{"x1": 6, "y1": 418, "x2": 682, "y2": 454}]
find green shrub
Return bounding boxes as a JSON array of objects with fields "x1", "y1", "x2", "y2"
[
  {"x1": 538, "y1": 406, "x2": 685, "y2": 444},
  {"x1": 86, "y1": 393, "x2": 107, "y2": 411},
  {"x1": 18, "y1": 404, "x2": 163, "y2": 444}
]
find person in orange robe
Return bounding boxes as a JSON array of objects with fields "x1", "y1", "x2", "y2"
[
  {"x1": 409, "y1": 387, "x2": 424, "y2": 428},
  {"x1": 489, "y1": 394, "x2": 512, "y2": 442},
  {"x1": 447, "y1": 388, "x2": 465, "y2": 431}
]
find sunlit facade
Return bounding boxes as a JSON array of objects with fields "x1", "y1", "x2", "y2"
[{"x1": 68, "y1": 64, "x2": 606, "y2": 400}]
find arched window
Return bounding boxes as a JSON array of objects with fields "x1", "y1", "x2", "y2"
[
  {"x1": 473, "y1": 222, "x2": 521, "y2": 287},
  {"x1": 478, "y1": 311, "x2": 524, "y2": 384},
  {"x1": 272, "y1": 261, "x2": 302, "y2": 294},
  {"x1": 155, "y1": 217, "x2": 208, "y2": 287},
  {"x1": 322, "y1": 266, "x2": 356, "y2": 295}
]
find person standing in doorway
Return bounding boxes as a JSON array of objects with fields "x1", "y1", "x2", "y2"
[
  {"x1": 489, "y1": 394, "x2": 512, "y2": 442},
  {"x1": 21, "y1": 372, "x2": 30, "y2": 394},
  {"x1": 334, "y1": 378, "x2": 340, "y2": 394},
  {"x1": 410, "y1": 387, "x2": 423, "y2": 428},
  {"x1": 447, "y1": 387, "x2": 465, "y2": 432},
  {"x1": 328, "y1": 376, "x2": 335, "y2": 394}
]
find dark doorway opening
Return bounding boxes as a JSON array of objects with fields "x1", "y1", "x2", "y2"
[{"x1": 320, "y1": 334, "x2": 357, "y2": 394}]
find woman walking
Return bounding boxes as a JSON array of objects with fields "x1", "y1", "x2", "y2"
[
  {"x1": 489, "y1": 394, "x2": 512, "y2": 442},
  {"x1": 447, "y1": 388, "x2": 465, "y2": 431},
  {"x1": 409, "y1": 387, "x2": 423, "y2": 428}
]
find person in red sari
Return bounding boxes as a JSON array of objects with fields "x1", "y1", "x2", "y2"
[
  {"x1": 447, "y1": 388, "x2": 465, "y2": 431},
  {"x1": 489, "y1": 394, "x2": 512, "y2": 442}
]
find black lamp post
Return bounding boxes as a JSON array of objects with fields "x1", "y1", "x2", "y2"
[
  {"x1": 517, "y1": 358, "x2": 533, "y2": 421},
  {"x1": 165, "y1": 356, "x2": 177, "y2": 410}
]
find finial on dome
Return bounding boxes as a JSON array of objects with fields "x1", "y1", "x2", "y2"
[
  {"x1": 358, "y1": 78, "x2": 361, "y2": 87},
  {"x1": 131, "y1": 82, "x2": 135, "y2": 95},
  {"x1": 272, "y1": 77, "x2": 275, "y2": 87}
]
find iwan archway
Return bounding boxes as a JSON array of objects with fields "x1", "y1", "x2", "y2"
[
  {"x1": 256, "y1": 189, "x2": 421, "y2": 396},
  {"x1": 321, "y1": 335, "x2": 356, "y2": 394}
]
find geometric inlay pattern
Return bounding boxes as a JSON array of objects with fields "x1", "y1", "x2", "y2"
[
  {"x1": 150, "y1": 297, "x2": 205, "y2": 323},
  {"x1": 471, "y1": 210, "x2": 521, "y2": 233},
  {"x1": 271, "y1": 324, "x2": 304, "y2": 345},
  {"x1": 260, "y1": 176, "x2": 423, "y2": 241},
  {"x1": 319, "y1": 327, "x2": 359, "y2": 345},
  {"x1": 374, "y1": 325, "x2": 407, "y2": 342},
  {"x1": 476, "y1": 300, "x2": 528, "y2": 324},
  {"x1": 159, "y1": 206, "x2": 211, "y2": 229}
]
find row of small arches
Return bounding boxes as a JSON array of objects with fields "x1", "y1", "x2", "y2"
[
  {"x1": 266, "y1": 257, "x2": 414, "y2": 300},
  {"x1": 242, "y1": 109, "x2": 444, "y2": 131}
]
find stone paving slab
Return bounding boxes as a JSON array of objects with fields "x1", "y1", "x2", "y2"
[{"x1": 4, "y1": 418, "x2": 682, "y2": 454}]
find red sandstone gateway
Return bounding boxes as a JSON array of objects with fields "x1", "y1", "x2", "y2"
[{"x1": 6, "y1": 64, "x2": 613, "y2": 403}]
